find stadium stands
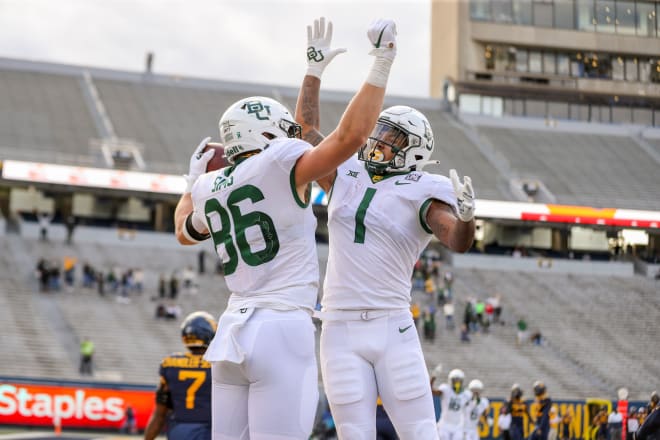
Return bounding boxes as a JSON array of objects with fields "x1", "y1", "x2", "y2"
[
  {"x1": 417, "y1": 267, "x2": 659, "y2": 400},
  {"x1": 2, "y1": 57, "x2": 659, "y2": 211},
  {"x1": 474, "y1": 125, "x2": 660, "y2": 210}
]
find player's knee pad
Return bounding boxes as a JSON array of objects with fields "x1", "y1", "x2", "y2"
[
  {"x1": 337, "y1": 423, "x2": 375, "y2": 440},
  {"x1": 385, "y1": 352, "x2": 429, "y2": 401},
  {"x1": 323, "y1": 355, "x2": 363, "y2": 405},
  {"x1": 397, "y1": 419, "x2": 439, "y2": 440}
]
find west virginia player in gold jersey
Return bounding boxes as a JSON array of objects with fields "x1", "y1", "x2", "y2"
[
  {"x1": 144, "y1": 311, "x2": 217, "y2": 440},
  {"x1": 507, "y1": 384, "x2": 530, "y2": 440}
]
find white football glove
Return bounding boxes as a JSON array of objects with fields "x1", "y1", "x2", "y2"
[
  {"x1": 431, "y1": 363, "x2": 443, "y2": 381},
  {"x1": 184, "y1": 137, "x2": 215, "y2": 193},
  {"x1": 367, "y1": 18, "x2": 397, "y2": 61},
  {"x1": 306, "y1": 17, "x2": 346, "y2": 79},
  {"x1": 450, "y1": 169, "x2": 475, "y2": 222}
]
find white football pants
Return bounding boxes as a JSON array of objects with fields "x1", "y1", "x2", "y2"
[
  {"x1": 438, "y1": 423, "x2": 464, "y2": 440},
  {"x1": 211, "y1": 308, "x2": 318, "y2": 440},
  {"x1": 465, "y1": 429, "x2": 480, "y2": 440},
  {"x1": 320, "y1": 310, "x2": 438, "y2": 440}
]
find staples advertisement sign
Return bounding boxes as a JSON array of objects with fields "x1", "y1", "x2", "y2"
[{"x1": 0, "y1": 380, "x2": 154, "y2": 429}]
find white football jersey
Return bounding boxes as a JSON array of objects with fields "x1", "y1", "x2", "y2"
[
  {"x1": 191, "y1": 138, "x2": 319, "y2": 311},
  {"x1": 438, "y1": 383, "x2": 472, "y2": 427},
  {"x1": 464, "y1": 396, "x2": 490, "y2": 430},
  {"x1": 322, "y1": 156, "x2": 457, "y2": 310}
]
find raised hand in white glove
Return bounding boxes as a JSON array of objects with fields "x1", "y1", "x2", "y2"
[
  {"x1": 306, "y1": 17, "x2": 347, "y2": 79},
  {"x1": 367, "y1": 18, "x2": 397, "y2": 61},
  {"x1": 450, "y1": 169, "x2": 475, "y2": 222},
  {"x1": 184, "y1": 137, "x2": 215, "y2": 193}
]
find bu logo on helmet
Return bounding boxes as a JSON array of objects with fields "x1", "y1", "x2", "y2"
[{"x1": 245, "y1": 101, "x2": 271, "y2": 120}]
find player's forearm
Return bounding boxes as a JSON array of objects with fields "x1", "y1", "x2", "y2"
[
  {"x1": 448, "y1": 218, "x2": 475, "y2": 253},
  {"x1": 334, "y1": 82, "x2": 384, "y2": 150},
  {"x1": 174, "y1": 193, "x2": 195, "y2": 245},
  {"x1": 295, "y1": 75, "x2": 322, "y2": 143}
]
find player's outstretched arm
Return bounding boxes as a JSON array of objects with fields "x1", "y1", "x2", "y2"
[
  {"x1": 426, "y1": 170, "x2": 476, "y2": 252},
  {"x1": 294, "y1": 18, "x2": 397, "y2": 188},
  {"x1": 295, "y1": 17, "x2": 345, "y2": 146},
  {"x1": 174, "y1": 137, "x2": 214, "y2": 245}
]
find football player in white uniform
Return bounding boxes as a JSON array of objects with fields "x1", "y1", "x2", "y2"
[
  {"x1": 432, "y1": 369, "x2": 473, "y2": 440},
  {"x1": 174, "y1": 17, "x2": 398, "y2": 440},
  {"x1": 464, "y1": 379, "x2": 490, "y2": 440},
  {"x1": 294, "y1": 23, "x2": 475, "y2": 440}
]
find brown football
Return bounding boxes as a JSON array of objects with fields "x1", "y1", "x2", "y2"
[{"x1": 203, "y1": 142, "x2": 227, "y2": 172}]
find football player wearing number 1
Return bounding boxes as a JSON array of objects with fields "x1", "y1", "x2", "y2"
[
  {"x1": 173, "y1": 17, "x2": 397, "y2": 440},
  {"x1": 295, "y1": 18, "x2": 475, "y2": 438},
  {"x1": 144, "y1": 311, "x2": 216, "y2": 440}
]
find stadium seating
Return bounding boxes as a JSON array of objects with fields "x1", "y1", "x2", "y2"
[
  {"x1": 474, "y1": 125, "x2": 660, "y2": 210},
  {"x1": 416, "y1": 267, "x2": 659, "y2": 400}
]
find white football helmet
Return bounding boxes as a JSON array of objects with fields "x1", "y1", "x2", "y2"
[
  {"x1": 358, "y1": 105, "x2": 434, "y2": 174},
  {"x1": 468, "y1": 379, "x2": 484, "y2": 392},
  {"x1": 448, "y1": 368, "x2": 465, "y2": 392},
  {"x1": 218, "y1": 96, "x2": 301, "y2": 164}
]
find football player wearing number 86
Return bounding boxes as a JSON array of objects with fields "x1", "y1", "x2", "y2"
[
  {"x1": 294, "y1": 16, "x2": 475, "y2": 439},
  {"x1": 173, "y1": 16, "x2": 398, "y2": 440}
]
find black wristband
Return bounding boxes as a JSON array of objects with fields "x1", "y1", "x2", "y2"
[{"x1": 184, "y1": 213, "x2": 210, "y2": 243}]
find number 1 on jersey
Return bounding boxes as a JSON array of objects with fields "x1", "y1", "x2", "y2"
[{"x1": 354, "y1": 188, "x2": 377, "y2": 244}]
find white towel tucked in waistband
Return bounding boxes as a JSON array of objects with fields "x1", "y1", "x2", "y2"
[{"x1": 204, "y1": 307, "x2": 255, "y2": 364}]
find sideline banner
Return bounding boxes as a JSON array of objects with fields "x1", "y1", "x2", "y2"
[{"x1": 0, "y1": 377, "x2": 154, "y2": 430}]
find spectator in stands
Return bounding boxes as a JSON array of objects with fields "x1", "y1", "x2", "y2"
[
  {"x1": 492, "y1": 293, "x2": 503, "y2": 325},
  {"x1": 157, "y1": 273, "x2": 166, "y2": 300},
  {"x1": 144, "y1": 312, "x2": 215, "y2": 440},
  {"x1": 63, "y1": 256, "x2": 76, "y2": 292},
  {"x1": 516, "y1": 317, "x2": 528, "y2": 346},
  {"x1": 444, "y1": 300, "x2": 455, "y2": 330},
  {"x1": 37, "y1": 211, "x2": 53, "y2": 241},
  {"x1": 608, "y1": 407, "x2": 623, "y2": 440},
  {"x1": 460, "y1": 324, "x2": 471, "y2": 343},
  {"x1": 444, "y1": 270, "x2": 454, "y2": 300},
  {"x1": 96, "y1": 270, "x2": 105, "y2": 296},
  {"x1": 64, "y1": 215, "x2": 76, "y2": 245},
  {"x1": 79, "y1": 337, "x2": 95, "y2": 376},
  {"x1": 181, "y1": 265, "x2": 196, "y2": 295},
  {"x1": 133, "y1": 268, "x2": 144, "y2": 294},
  {"x1": 474, "y1": 298, "x2": 486, "y2": 331},
  {"x1": 49, "y1": 261, "x2": 61, "y2": 291},
  {"x1": 36, "y1": 258, "x2": 50, "y2": 292},
  {"x1": 423, "y1": 307, "x2": 437, "y2": 342},
  {"x1": 168, "y1": 272, "x2": 179, "y2": 300},
  {"x1": 165, "y1": 303, "x2": 181, "y2": 321},
  {"x1": 530, "y1": 381, "x2": 552, "y2": 440},
  {"x1": 531, "y1": 330, "x2": 544, "y2": 346},
  {"x1": 464, "y1": 299, "x2": 475, "y2": 333},
  {"x1": 499, "y1": 405, "x2": 512, "y2": 440}
]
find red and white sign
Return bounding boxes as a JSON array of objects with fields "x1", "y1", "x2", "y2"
[
  {"x1": 0, "y1": 381, "x2": 154, "y2": 429},
  {"x1": 0, "y1": 160, "x2": 185, "y2": 195}
]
